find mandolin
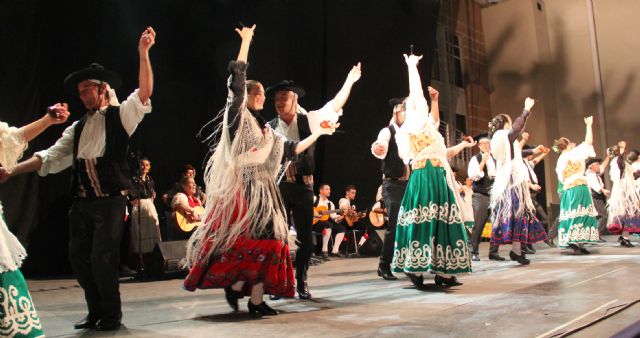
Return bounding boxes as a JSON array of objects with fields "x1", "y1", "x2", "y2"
[
  {"x1": 175, "y1": 206, "x2": 205, "y2": 232},
  {"x1": 313, "y1": 205, "x2": 343, "y2": 224},
  {"x1": 344, "y1": 208, "x2": 367, "y2": 227}
]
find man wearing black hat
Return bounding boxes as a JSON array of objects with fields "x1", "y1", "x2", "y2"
[
  {"x1": 267, "y1": 63, "x2": 361, "y2": 299},
  {"x1": 585, "y1": 156, "x2": 611, "y2": 240},
  {"x1": 467, "y1": 134, "x2": 503, "y2": 261},
  {"x1": 370, "y1": 97, "x2": 410, "y2": 280},
  {"x1": 7, "y1": 27, "x2": 156, "y2": 331}
]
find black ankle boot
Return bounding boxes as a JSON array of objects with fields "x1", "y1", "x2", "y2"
[
  {"x1": 619, "y1": 236, "x2": 635, "y2": 248},
  {"x1": 224, "y1": 286, "x2": 243, "y2": 312},
  {"x1": 405, "y1": 273, "x2": 424, "y2": 288},
  {"x1": 247, "y1": 300, "x2": 278, "y2": 317},
  {"x1": 377, "y1": 265, "x2": 398, "y2": 280},
  {"x1": 434, "y1": 275, "x2": 463, "y2": 287},
  {"x1": 509, "y1": 251, "x2": 530, "y2": 265},
  {"x1": 296, "y1": 277, "x2": 311, "y2": 300}
]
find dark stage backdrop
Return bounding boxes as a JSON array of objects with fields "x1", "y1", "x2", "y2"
[{"x1": 0, "y1": 0, "x2": 440, "y2": 276}]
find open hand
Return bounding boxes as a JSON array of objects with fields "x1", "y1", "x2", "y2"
[
  {"x1": 584, "y1": 116, "x2": 593, "y2": 126},
  {"x1": 139, "y1": 27, "x2": 156, "y2": 52},
  {"x1": 346, "y1": 62, "x2": 362, "y2": 84},
  {"x1": 403, "y1": 54, "x2": 423, "y2": 67},
  {"x1": 462, "y1": 135, "x2": 476, "y2": 148},
  {"x1": 524, "y1": 97, "x2": 535, "y2": 111},
  {"x1": 235, "y1": 24, "x2": 256, "y2": 41}
]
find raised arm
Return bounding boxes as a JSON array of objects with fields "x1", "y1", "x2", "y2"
[
  {"x1": 584, "y1": 116, "x2": 593, "y2": 145},
  {"x1": 137, "y1": 27, "x2": 155, "y2": 104},
  {"x1": 428, "y1": 86, "x2": 440, "y2": 124},
  {"x1": 404, "y1": 54, "x2": 424, "y2": 100},
  {"x1": 226, "y1": 25, "x2": 256, "y2": 137},
  {"x1": 518, "y1": 132, "x2": 529, "y2": 151},
  {"x1": 508, "y1": 97, "x2": 534, "y2": 143},
  {"x1": 330, "y1": 63, "x2": 361, "y2": 112},
  {"x1": 531, "y1": 147, "x2": 550, "y2": 165}
]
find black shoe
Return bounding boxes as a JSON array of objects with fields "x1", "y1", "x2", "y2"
[
  {"x1": 73, "y1": 316, "x2": 98, "y2": 330},
  {"x1": 377, "y1": 267, "x2": 398, "y2": 280},
  {"x1": 321, "y1": 252, "x2": 330, "y2": 261},
  {"x1": 598, "y1": 237, "x2": 607, "y2": 243},
  {"x1": 434, "y1": 275, "x2": 463, "y2": 287},
  {"x1": 405, "y1": 273, "x2": 424, "y2": 288},
  {"x1": 471, "y1": 253, "x2": 480, "y2": 261},
  {"x1": 545, "y1": 239, "x2": 557, "y2": 248},
  {"x1": 567, "y1": 243, "x2": 583, "y2": 253},
  {"x1": 224, "y1": 286, "x2": 243, "y2": 312},
  {"x1": 119, "y1": 265, "x2": 138, "y2": 278},
  {"x1": 488, "y1": 253, "x2": 506, "y2": 261},
  {"x1": 526, "y1": 245, "x2": 536, "y2": 254},
  {"x1": 248, "y1": 300, "x2": 278, "y2": 317},
  {"x1": 268, "y1": 294, "x2": 281, "y2": 301},
  {"x1": 521, "y1": 247, "x2": 533, "y2": 255},
  {"x1": 509, "y1": 251, "x2": 530, "y2": 265},
  {"x1": 297, "y1": 280, "x2": 312, "y2": 300},
  {"x1": 329, "y1": 252, "x2": 346, "y2": 258},
  {"x1": 619, "y1": 236, "x2": 635, "y2": 248},
  {"x1": 579, "y1": 247, "x2": 591, "y2": 255},
  {"x1": 95, "y1": 320, "x2": 122, "y2": 331}
]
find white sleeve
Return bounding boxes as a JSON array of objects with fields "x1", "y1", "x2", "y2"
[
  {"x1": 305, "y1": 100, "x2": 342, "y2": 134},
  {"x1": 585, "y1": 172, "x2": 602, "y2": 192},
  {"x1": 34, "y1": 123, "x2": 76, "y2": 176},
  {"x1": 329, "y1": 201, "x2": 339, "y2": 221},
  {"x1": 575, "y1": 143, "x2": 596, "y2": 161},
  {"x1": 467, "y1": 156, "x2": 484, "y2": 181},
  {"x1": 171, "y1": 193, "x2": 188, "y2": 209},
  {"x1": 119, "y1": 89, "x2": 152, "y2": 136},
  {"x1": 371, "y1": 128, "x2": 391, "y2": 159},
  {"x1": 0, "y1": 121, "x2": 28, "y2": 169}
]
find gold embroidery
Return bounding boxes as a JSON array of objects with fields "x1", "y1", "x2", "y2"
[
  {"x1": 412, "y1": 159, "x2": 442, "y2": 170},
  {"x1": 562, "y1": 160, "x2": 583, "y2": 180},
  {"x1": 393, "y1": 238, "x2": 471, "y2": 272},
  {"x1": 409, "y1": 133, "x2": 435, "y2": 154},
  {"x1": 564, "y1": 179, "x2": 588, "y2": 189}
]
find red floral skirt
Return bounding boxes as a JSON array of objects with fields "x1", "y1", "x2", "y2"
[{"x1": 182, "y1": 192, "x2": 295, "y2": 297}]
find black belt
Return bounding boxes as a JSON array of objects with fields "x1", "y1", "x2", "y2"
[{"x1": 383, "y1": 177, "x2": 408, "y2": 182}]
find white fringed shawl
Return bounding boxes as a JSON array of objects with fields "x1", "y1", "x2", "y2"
[
  {"x1": 490, "y1": 130, "x2": 535, "y2": 222},
  {"x1": 0, "y1": 121, "x2": 29, "y2": 273},
  {"x1": 608, "y1": 157, "x2": 640, "y2": 224},
  {"x1": 185, "y1": 64, "x2": 289, "y2": 268}
]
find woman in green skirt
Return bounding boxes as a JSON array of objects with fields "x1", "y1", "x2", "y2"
[
  {"x1": 0, "y1": 106, "x2": 69, "y2": 337},
  {"x1": 391, "y1": 53, "x2": 474, "y2": 288},
  {"x1": 554, "y1": 116, "x2": 600, "y2": 253}
]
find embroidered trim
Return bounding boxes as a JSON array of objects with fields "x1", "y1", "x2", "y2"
[
  {"x1": 559, "y1": 204, "x2": 598, "y2": 222},
  {"x1": 393, "y1": 238, "x2": 471, "y2": 272},
  {"x1": 558, "y1": 223, "x2": 599, "y2": 247},
  {"x1": 0, "y1": 285, "x2": 43, "y2": 337},
  {"x1": 397, "y1": 202, "x2": 463, "y2": 226}
]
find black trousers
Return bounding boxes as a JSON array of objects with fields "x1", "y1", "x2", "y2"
[
  {"x1": 279, "y1": 182, "x2": 314, "y2": 282},
  {"x1": 592, "y1": 195, "x2": 609, "y2": 235},
  {"x1": 549, "y1": 192, "x2": 562, "y2": 241},
  {"x1": 470, "y1": 193, "x2": 498, "y2": 255},
  {"x1": 379, "y1": 180, "x2": 407, "y2": 267},
  {"x1": 68, "y1": 196, "x2": 127, "y2": 323}
]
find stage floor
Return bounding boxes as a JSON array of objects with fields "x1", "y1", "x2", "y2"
[{"x1": 29, "y1": 235, "x2": 640, "y2": 338}]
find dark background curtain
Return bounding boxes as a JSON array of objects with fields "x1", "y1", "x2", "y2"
[{"x1": 0, "y1": 0, "x2": 440, "y2": 276}]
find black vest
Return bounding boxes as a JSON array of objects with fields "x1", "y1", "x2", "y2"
[
  {"x1": 269, "y1": 113, "x2": 315, "y2": 176},
  {"x1": 472, "y1": 153, "x2": 494, "y2": 195},
  {"x1": 589, "y1": 172, "x2": 606, "y2": 201},
  {"x1": 381, "y1": 125, "x2": 406, "y2": 178},
  {"x1": 72, "y1": 106, "x2": 132, "y2": 197}
]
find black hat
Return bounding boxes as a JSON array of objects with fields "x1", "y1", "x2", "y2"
[
  {"x1": 63, "y1": 63, "x2": 122, "y2": 95},
  {"x1": 388, "y1": 97, "x2": 406, "y2": 107},
  {"x1": 585, "y1": 157, "x2": 602, "y2": 167},
  {"x1": 473, "y1": 133, "x2": 490, "y2": 142},
  {"x1": 266, "y1": 80, "x2": 306, "y2": 98}
]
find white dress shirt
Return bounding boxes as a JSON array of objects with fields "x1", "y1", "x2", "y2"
[
  {"x1": 467, "y1": 154, "x2": 496, "y2": 182},
  {"x1": 35, "y1": 89, "x2": 152, "y2": 175},
  {"x1": 371, "y1": 120, "x2": 401, "y2": 160},
  {"x1": 585, "y1": 169, "x2": 605, "y2": 193},
  {"x1": 314, "y1": 195, "x2": 339, "y2": 221},
  {"x1": 524, "y1": 160, "x2": 538, "y2": 184}
]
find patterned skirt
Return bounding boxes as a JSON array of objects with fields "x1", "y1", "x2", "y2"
[
  {"x1": 392, "y1": 162, "x2": 472, "y2": 275},
  {"x1": 558, "y1": 184, "x2": 599, "y2": 247},
  {"x1": 183, "y1": 197, "x2": 295, "y2": 297},
  {"x1": 491, "y1": 190, "x2": 547, "y2": 245},
  {"x1": 0, "y1": 269, "x2": 44, "y2": 338}
]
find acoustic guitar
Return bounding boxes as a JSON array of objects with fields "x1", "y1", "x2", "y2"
[
  {"x1": 313, "y1": 205, "x2": 343, "y2": 225},
  {"x1": 175, "y1": 206, "x2": 205, "y2": 232},
  {"x1": 368, "y1": 201, "x2": 388, "y2": 228},
  {"x1": 344, "y1": 208, "x2": 367, "y2": 227}
]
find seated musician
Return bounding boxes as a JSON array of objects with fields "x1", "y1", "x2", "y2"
[
  {"x1": 171, "y1": 176, "x2": 203, "y2": 238},
  {"x1": 313, "y1": 183, "x2": 345, "y2": 259},
  {"x1": 162, "y1": 164, "x2": 206, "y2": 207},
  {"x1": 338, "y1": 185, "x2": 367, "y2": 253}
]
